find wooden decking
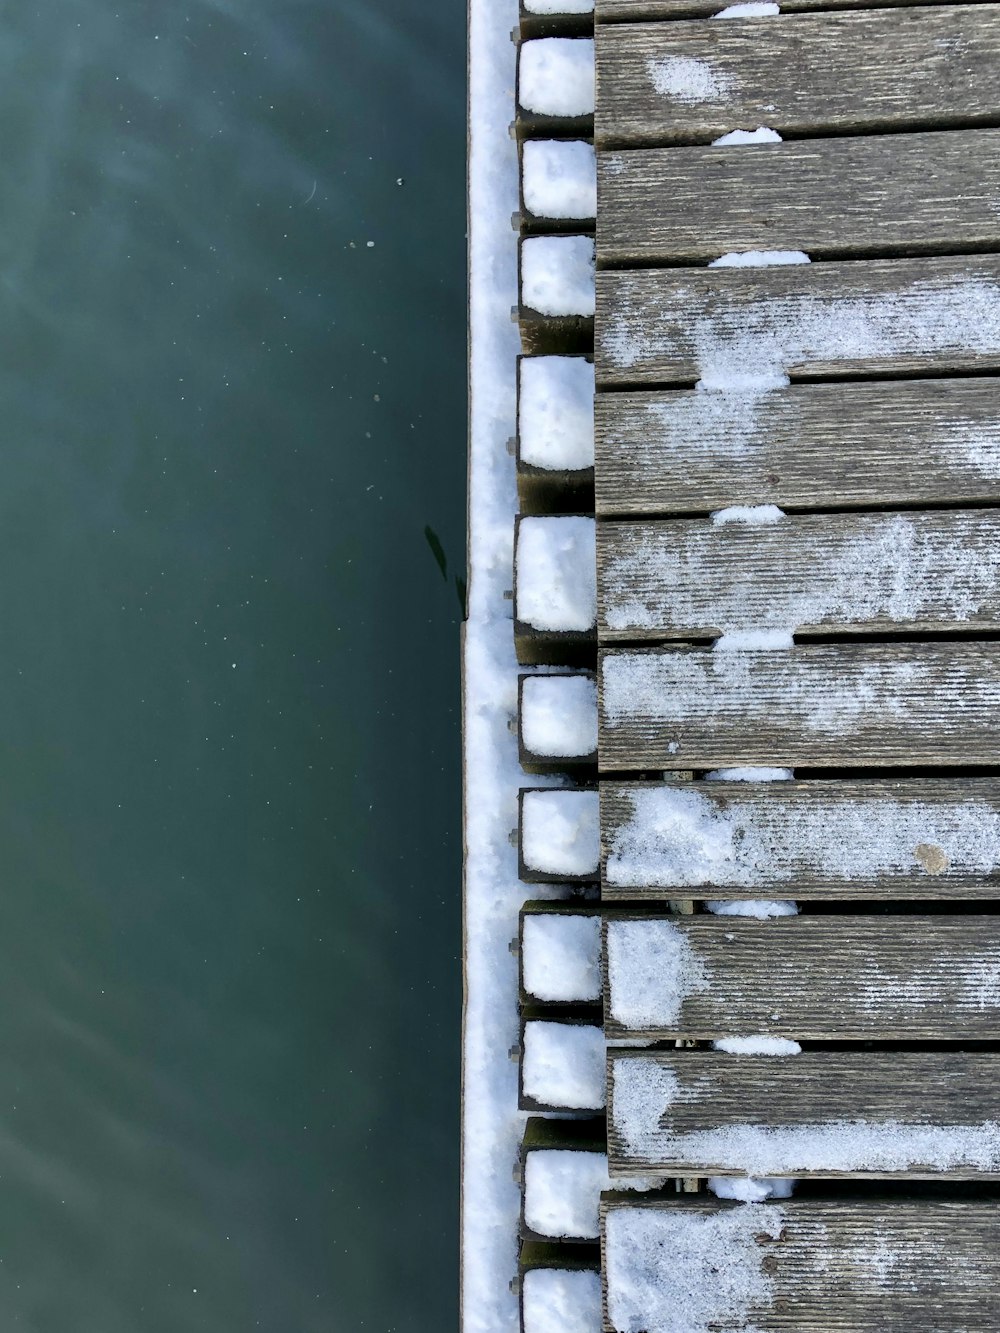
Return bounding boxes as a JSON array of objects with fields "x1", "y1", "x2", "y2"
[{"x1": 511, "y1": 0, "x2": 1000, "y2": 1329}]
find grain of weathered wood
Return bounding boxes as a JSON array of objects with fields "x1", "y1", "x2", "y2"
[
  {"x1": 593, "y1": 377, "x2": 1000, "y2": 516},
  {"x1": 594, "y1": 6, "x2": 1000, "y2": 146},
  {"x1": 598, "y1": 130, "x2": 1000, "y2": 263},
  {"x1": 599, "y1": 643, "x2": 1000, "y2": 770},
  {"x1": 602, "y1": 915, "x2": 1000, "y2": 1039},
  {"x1": 607, "y1": 1050, "x2": 1000, "y2": 1178},
  {"x1": 597, "y1": 509, "x2": 1000, "y2": 641},
  {"x1": 595, "y1": 255, "x2": 1000, "y2": 386},
  {"x1": 597, "y1": 0, "x2": 999, "y2": 20},
  {"x1": 600, "y1": 1196, "x2": 1000, "y2": 1332},
  {"x1": 601, "y1": 778, "x2": 1000, "y2": 899}
]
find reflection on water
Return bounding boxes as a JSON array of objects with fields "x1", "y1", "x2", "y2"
[{"x1": 0, "y1": 2, "x2": 465, "y2": 1329}]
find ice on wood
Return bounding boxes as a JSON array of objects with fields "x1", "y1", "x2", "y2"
[
  {"x1": 518, "y1": 356, "x2": 595, "y2": 473},
  {"x1": 523, "y1": 140, "x2": 596, "y2": 221},
  {"x1": 521, "y1": 235, "x2": 595, "y2": 317},
  {"x1": 522, "y1": 1020, "x2": 606, "y2": 1110},
  {"x1": 646, "y1": 55, "x2": 735, "y2": 104},
  {"x1": 516, "y1": 515, "x2": 596, "y2": 632},
  {"x1": 521, "y1": 788, "x2": 600, "y2": 878},
  {"x1": 521, "y1": 1268, "x2": 602, "y2": 1333},
  {"x1": 519, "y1": 39, "x2": 595, "y2": 118},
  {"x1": 606, "y1": 919, "x2": 711, "y2": 1027},
  {"x1": 524, "y1": 1149, "x2": 665, "y2": 1238},
  {"x1": 604, "y1": 1203, "x2": 785, "y2": 1333},
  {"x1": 522, "y1": 912, "x2": 602, "y2": 1002},
  {"x1": 605, "y1": 782, "x2": 1000, "y2": 890},
  {"x1": 521, "y1": 674, "x2": 598, "y2": 758}
]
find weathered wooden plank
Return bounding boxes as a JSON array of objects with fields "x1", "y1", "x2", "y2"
[
  {"x1": 602, "y1": 914, "x2": 1000, "y2": 1039},
  {"x1": 601, "y1": 1195, "x2": 1000, "y2": 1332},
  {"x1": 601, "y1": 778, "x2": 1000, "y2": 899},
  {"x1": 607, "y1": 1049, "x2": 1000, "y2": 1178},
  {"x1": 593, "y1": 377, "x2": 1000, "y2": 517},
  {"x1": 597, "y1": 0, "x2": 999, "y2": 21},
  {"x1": 594, "y1": 6, "x2": 1000, "y2": 146},
  {"x1": 595, "y1": 255, "x2": 1000, "y2": 386},
  {"x1": 599, "y1": 643, "x2": 1000, "y2": 770},
  {"x1": 597, "y1": 509, "x2": 1000, "y2": 641},
  {"x1": 598, "y1": 130, "x2": 1000, "y2": 264}
]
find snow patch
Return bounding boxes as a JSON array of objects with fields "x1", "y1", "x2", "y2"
[
  {"x1": 646, "y1": 55, "x2": 735, "y2": 104},
  {"x1": 607, "y1": 919, "x2": 712, "y2": 1028},
  {"x1": 519, "y1": 38, "x2": 595, "y2": 118},
  {"x1": 713, "y1": 0, "x2": 780, "y2": 15},
  {"x1": 521, "y1": 673, "x2": 598, "y2": 758},
  {"x1": 712, "y1": 1036, "x2": 802, "y2": 1055},
  {"x1": 522, "y1": 139, "x2": 597, "y2": 221},
  {"x1": 522, "y1": 912, "x2": 602, "y2": 1003},
  {"x1": 516, "y1": 515, "x2": 596, "y2": 632},
  {"x1": 518, "y1": 356, "x2": 595, "y2": 473},
  {"x1": 706, "y1": 899, "x2": 799, "y2": 918},
  {"x1": 522, "y1": 1020, "x2": 606, "y2": 1110},
  {"x1": 521, "y1": 788, "x2": 600, "y2": 878},
  {"x1": 710, "y1": 250, "x2": 810, "y2": 268},
  {"x1": 605, "y1": 1203, "x2": 786, "y2": 1333},
  {"x1": 712, "y1": 126, "x2": 782, "y2": 146},
  {"x1": 521, "y1": 235, "x2": 595, "y2": 317},
  {"x1": 521, "y1": 1268, "x2": 602, "y2": 1333},
  {"x1": 524, "y1": 0, "x2": 594, "y2": 12},
  {"x1": 711, "y1": 504, "x2": 786, "y2": 525},
  {"x1": 525, "y1": 1149, "x2": 665, "y2": 1239},
  {"x1": 708, "y1": 1176, "x2": 795, "y2": 1201}
]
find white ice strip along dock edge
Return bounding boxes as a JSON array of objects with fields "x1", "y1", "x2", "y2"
[
  {"x1": 521, "y1": 236, "x2": 596, "y2": 317},
  {"x1": 521, "y1": 1267, "x2": 601, "y2": 1333},
  {"x1": 516, "y1": 515, "x2": 597, "y2": 632},
  {"x1": 518, "y1": 38, "x2": 595, "y2": 118},
  {"x1": 521, "y1": 788, "x2": 600, "y2": 879},
  {"x1": 518, "y1": 355, "x2": 595, "y2": 474},
  {"x1": 522, "y1": 140, "x2": 597, "y2": 221},
  {"x1": 520, "y1": 673, "x2": 598, "y2": 760},
  {"x1": 521, "y1": 1019, "x2": 606, "y2": 1110},
  {"x1": 521, "y1": 909, "x2": 602, "y2": 1002}
]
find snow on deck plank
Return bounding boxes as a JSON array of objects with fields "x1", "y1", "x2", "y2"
[
  {"x1": 598, "y1": 642, "x2": 1000, "y2": 770},
  {"x1": 594, "y1": 377, "x2": 1000, "y2": 517},
  {"x1": 602, "y1": 914, "x2": 1000, "y2": 1039},
  {"x1": 597, "y1": 509, "x2": 1000, "y2": 641},
  {"x1": 599, "y1": 129, "x2": 1000, "y2": 264},
  {"x1": 595, "y1": 255, "x2": 1000, "y2": 387},
  {"x1": 606, "y1": 1049, "x2": 1000, "y2": 1178},
  {"x1": 595, "y1": 5, "x2": 1000, "y2": 146},
  {"x1": 601, "y1": 778, "x2": 1000, "y2": 899},
  {"x1": 600, "y1": 1196, "x2": 1000, "y2": 1332}
]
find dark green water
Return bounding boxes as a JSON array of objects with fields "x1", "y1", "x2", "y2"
[{"x1": 0, "y1": 4, "x2": 465, "y2": 1329}]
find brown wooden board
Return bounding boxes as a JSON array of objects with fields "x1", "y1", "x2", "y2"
[
  {"x1": 595, "y1": 6, "x2": 1000, "y2": 146},
  {"x1": 595, "y1": 255, "x2": 1000, "y2": 387},
  {"x1": 598, "y1": 130, "x2": 1000, "y2": 263},
  {"x1": 606, "y1": 1049, "x2": 1000, "y2": 1178},
  {"x1": 600, "y1": 778, "x2": 1000, "y2": 900},
  {"x1": 596, "y1": 509, "x2": 1000, "y2": 641},
  {"x1": 598, "y1": 642, "x2": 1000, "y2": 770},
  {"x1": 600, "y1": 1195, "x2": 1000, "y2": 1331},
  {"x1": 601, "y1": 914, "x2": 1000, "y2": 1039},
  {"x1": 593, "y1": 377, "x2": 1000, "y2": 517},
  {"x1": 597, "y1": 0, "x2": 1000, "y2": 21}
]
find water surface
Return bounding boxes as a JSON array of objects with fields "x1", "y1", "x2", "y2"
[{"x1": 0, "y1": 3, "x2": 465, "y2": 1328}]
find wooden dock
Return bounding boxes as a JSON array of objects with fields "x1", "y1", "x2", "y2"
[{"x1": 509, "y1": 0, "x2": 1000, "y2": 1328}]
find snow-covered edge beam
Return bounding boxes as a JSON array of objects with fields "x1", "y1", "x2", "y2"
[{"x1": 516, "y1": 37, "x2": 596, "y2": 136}]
